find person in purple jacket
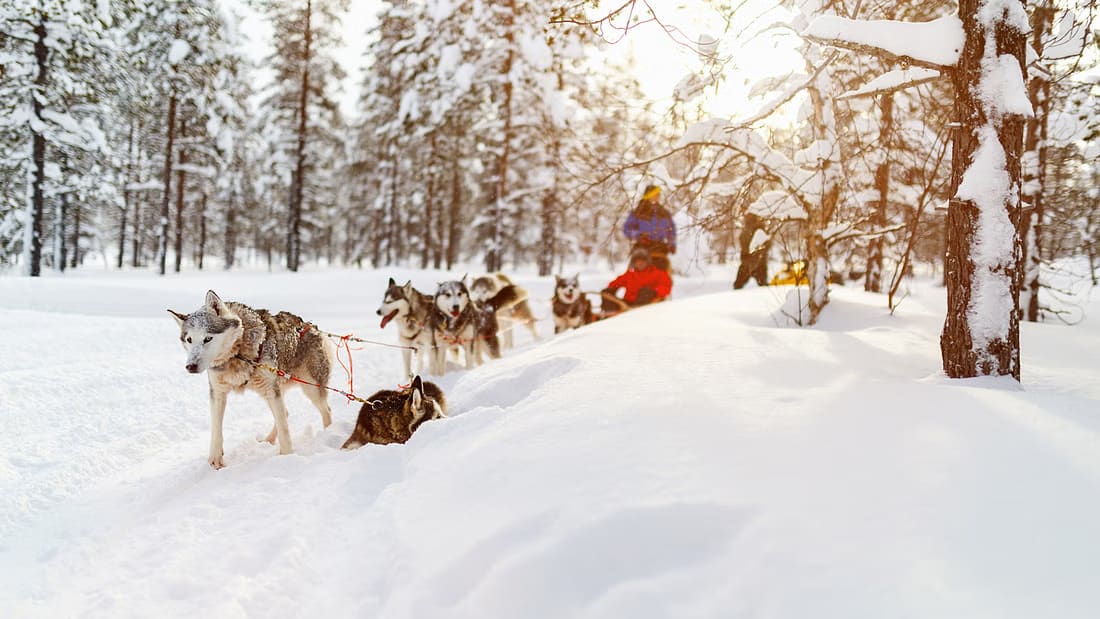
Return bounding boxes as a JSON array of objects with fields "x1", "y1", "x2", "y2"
[{"x1": 623, "y1": 184, "x2": 676, "y2": 272}]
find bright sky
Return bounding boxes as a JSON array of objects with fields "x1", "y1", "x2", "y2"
[{"x1": 230, "y1": 0, "x2": 805, "y2": 123}]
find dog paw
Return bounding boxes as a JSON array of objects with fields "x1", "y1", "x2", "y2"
[{"x1": 208, "y1": 454, "x2": 225, "y2": 469}]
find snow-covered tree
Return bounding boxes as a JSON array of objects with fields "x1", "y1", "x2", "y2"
[
  {"x1": 0, "y1": 0, "x2": 111, "y2": 275},
  {"x1": 257, "y1": 0, "x2": 348, "y2": 272}
]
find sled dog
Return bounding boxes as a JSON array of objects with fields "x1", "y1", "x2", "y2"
[
  {"x1": 430, "y1": 278, "x2": 521, "y2": 374},
  {"x1": 552, "y1": 274, "x2": 593, "y2": 333},
  {"x1": 470, "y1": 273, "x2": 538, "y2": 349},
  {"x1": 377, "y1": 277, "x2": 435, "y2": 379},
  {"x1": 169, "y1": 290, "x2": 334, "y2": 469},
  {"x1": 341, "y1": 376, "x2": 446, "y2": 448}
]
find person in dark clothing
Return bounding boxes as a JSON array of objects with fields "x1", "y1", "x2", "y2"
[
  {"x1": 733, "y1": 212, "x2": 770, "y2": 289},
  {"x1": 623, "y1": 184, "x2": 676, "y2": 272},
  {"x1": 602, "y1": 249, "x2": 673, "y2": 313}
]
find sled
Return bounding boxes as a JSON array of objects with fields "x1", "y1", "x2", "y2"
[
  {"x1": 586, "y1": 290, "x2": 667, "y2": 322},
  {"x1": 769, "y1": 260, "x2": 809, "y2": 286}
]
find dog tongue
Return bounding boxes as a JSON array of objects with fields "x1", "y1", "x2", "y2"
[{"x1": 380, "y1": 309, "x2": 398, "y2": 328}]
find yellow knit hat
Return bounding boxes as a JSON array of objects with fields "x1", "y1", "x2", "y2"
[{"x1": 643, "y1": 185, "x2": 661, "y2": 200}]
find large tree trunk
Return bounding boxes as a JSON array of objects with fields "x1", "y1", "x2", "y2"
[
  {"x1": 866, "y1": 93, "x2": 894, "y2": 293},
  {"x1": 287, "y1": 0, "x2": 312, "y2": 273},
  {"x1": 173, "y1": 118, "x2": 187, "y2": 273},
  {"x1": 25, "y1": 17, "x2": 48, "y2": 277},
  {"x1": 156, "y1": 91, "x2": 178, "y2": 276},
  {"x1": 1020, "y1": 6, "x2": 1053, "y2": 322},
  {"x1": 486, "y1": 0, "x2": 516, "y2": 274},
  {"x1": 940, "y1": 0, "x2": 1026, "y2": 380}
]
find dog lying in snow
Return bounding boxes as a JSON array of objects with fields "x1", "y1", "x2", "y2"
[
  {"x1": 169, "y1": 290, "x2": 334, "y2": 469},
  {"x1": 342, "y1": 376, "x2": 446, "y2": 447}
]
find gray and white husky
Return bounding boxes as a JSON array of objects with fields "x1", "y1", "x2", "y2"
[
  {"x1": 552, "y1": 274, "x2": 593, "y2": 333},
  {"x1": 470, "y1": 272, "x2": 538, "y2": 349},
  {"x1": 169, "y1": 290, "x2": 334, "y2": 469},
  {"x1": 377, "y1": 277, "x2": 435, "y2": 379}
]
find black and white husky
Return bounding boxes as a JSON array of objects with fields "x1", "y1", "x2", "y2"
[
  {"x1": 377, "y1": 278, "x2": 435, "y2": 379},
  {"x1": 552, "y1": 274, "x2": 593, "y2": 333},
  {"x1": 430, "y1": 278, "x2": 521, "y2": 375}
]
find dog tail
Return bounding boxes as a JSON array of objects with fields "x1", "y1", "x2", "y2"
[{"x1": 487, "y1": 284, "x2": 523, "y2": 313}]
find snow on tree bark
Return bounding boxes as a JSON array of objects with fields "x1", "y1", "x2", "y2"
[{"x1": 941, "y1": 0, "x2": 1029, "y2": 380}]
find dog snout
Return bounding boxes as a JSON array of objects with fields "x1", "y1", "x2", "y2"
[
  {"x1": 376, "y1": 309, "x2": 382, "y2": 315},
  {"x1": 185, "y1": 363, "x2": 200, "y2": 373}
]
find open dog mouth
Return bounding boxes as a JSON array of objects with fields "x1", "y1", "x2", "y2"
[
  {"x1": 450, "y1": 309, "x2": 461, "y2": 318},
  {"x1": 380, "y1": 309, "x2": 399, "y2": 328}
]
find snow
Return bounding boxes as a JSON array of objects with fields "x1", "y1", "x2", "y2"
[
  {"x1": 979, "y1": 54, "x2": 1033, "y2": 119},
  {"x1": 2, "y1": 267, "x2": 1100, "y2": 617},
  {"x1": 167, "y1": 39, "x2": 192, "y2": 65},
  {"x1": 804, "y1": 15, "x2": 965, "y2": 68},
  {"x1": 748, "y1": 190, "x2": 808, "y2": 220},
  {"x1": 837, "y1": 67, "x2": 941, "y2": 100}
]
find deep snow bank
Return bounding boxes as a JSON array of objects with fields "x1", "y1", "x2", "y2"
[{"x1": 2, "y1": 271, "x2": 1099, "y2": 618}]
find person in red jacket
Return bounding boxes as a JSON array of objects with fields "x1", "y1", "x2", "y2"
[{"x1": 602, "y1": 249, "x2": 673, "y2": 312}]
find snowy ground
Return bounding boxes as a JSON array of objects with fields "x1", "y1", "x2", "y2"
[{"x1": 1, "y1": 265, "x2": 1099, "y2": 618}]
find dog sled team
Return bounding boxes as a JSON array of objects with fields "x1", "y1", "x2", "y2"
[{"x1": 168, "y1": 184, "x2": 676, "y2": 468}]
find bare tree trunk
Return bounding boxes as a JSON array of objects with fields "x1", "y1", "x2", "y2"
[
  {"x1": 1020, "y1": 6, "x2": 1053, "y2": 322},
  {"x1": 131, "y1": 145, "x2": 145, "y2": 268},
  {"x1": 197, "y1": 192, "x2": 207, "y2": 270},
  {"x1": 866, "y1": 94, "x2": 894, "y2": 293},
  {"x1": 224, "y1": 191, "x2": 236, "y2": 270},
  {"x1": 173, "y1": 118, "x2": 187, "y2": 273},
  {"x1": 387, "y1": 155, "x2": 399, "y2": 265},
  {"x1": 287, "y1": 0, "x2": 312, "y2": 273},
  {"x1": 422, "y1": 133, "x2": 436, "y2": 269},
  {"x1": 487, "y1": 0, "x2": 516, "y2": 273},
  {"x1": 118, "y1": 119, "x2": 135, "y2": 269},
  {"x1": 68, "y1": 195, "x2": 80, "y2": 268},
  {"x1": 804, "y1": 78, "x2": 839, "y2": 325},
  {"x1": 940, "y1": 0, "x2": 1025, "y2": 380},
  {"x1": 156, "y1": 90, "x2": 178, "y2": 276},
  {"x1": 447, "y1": 141, "x2": 461, "y2": 270},
  {"x1": 53, "y1": 186, "x2": 67, "y2": 272},
  {"x1": 25, "y1": 16, "x2": 48, "y2": 277}
]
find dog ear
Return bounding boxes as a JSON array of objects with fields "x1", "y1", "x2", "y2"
[
  {"x1": 205, "y1": 290, "x2": 229, "y2": 316},
  {"x1": 461, "y1": 273, "x2": 468, "y2": 284},
  {"x1": 404, "y1": 280, "x2": 413, "y2": 291},
  {"x1": 167, "y1": 309, "x2": 187, "y2": 326},
  {"x1": 388, "y1": 277, "x2": 396, "y2": 287},
  {"x1": 410, "y1": 376, "x2": 424, "y2": 408}
]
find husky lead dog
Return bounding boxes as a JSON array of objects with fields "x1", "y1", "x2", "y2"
[
  {"x1": 552, "y1": 274, "x2": 593, "y2": 333},
  {"x1": 377, "y1": 277, "x2": 435, "y2": 379},
  {"x1": 342, "y1": 376, "x2": 446, "y2": 448},
  {"x1": 430, "y1": 278, "x2": 521, "y2": 375},
  {"x1": 470, "y1": 273, "x2": 538, "y2": 349},
  {"x1": 169, "y1": 290, "x2": 334, "y2": 469}
]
